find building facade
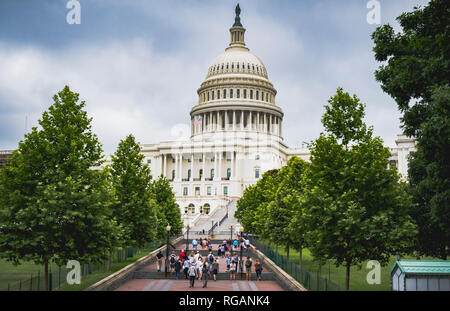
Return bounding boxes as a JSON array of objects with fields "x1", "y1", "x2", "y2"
[{"x1": 138, "y1": 6, "x2": 416, "y2": 225}]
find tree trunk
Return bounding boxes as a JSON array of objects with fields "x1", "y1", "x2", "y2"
[
  {"x1": 345, "y1": 262, "x2": 351, "y2": 291},
  {"x1": 44, "y1": 261, "x2": 49, "y2": 291},
  {"x1": 107, "y1": 252, "x2": 112, "y2": 272},
  {"x1": 299, "y1": 246, "x2": 303, "y2": 272}
]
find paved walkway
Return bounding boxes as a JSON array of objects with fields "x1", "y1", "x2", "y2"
[{"x1": 115, "y1": 279, "x2": 283, "y2": 291}]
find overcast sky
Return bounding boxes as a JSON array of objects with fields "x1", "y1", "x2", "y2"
[{"x1": 0, "y1": 0, "x2": 430, "y2": 154}]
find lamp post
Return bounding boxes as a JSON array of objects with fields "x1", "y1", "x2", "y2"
[
  {"x1": 230, "y1": 225, "x2": 233, "y2": 256},
  {"x1": 239, "y1": 227, "x2": 244, "y2": 279},
  {"x1": 165, "y1": 224, "x2": 171, "y2": 278}
]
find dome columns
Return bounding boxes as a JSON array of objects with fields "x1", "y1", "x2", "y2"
[{"x1": 191, "y1": 110, "x2": 282, "y2": 137}]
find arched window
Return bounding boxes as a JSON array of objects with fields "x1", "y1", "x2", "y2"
[
  {"x1": 256, "y1": 91, "x2": 259, "y2": 100},
  {"x1": 250, "y1": 90, "x2": 253, "y2": 99},
  {"x1": 243, "y1": 89, "x2": 247, "y2": 99},
  {"x1": 230, "y1": 89, "x2": 234, "y2": 98},
  {"x1": 266, "y1": 93, "x2": 269, "y2": 102},
  {"x1": 207, "y1": 92, "x2": 210, "y2": 101},
  {"x1": 237, "y1": 89, "x2": 240, "y2": 98},
  {"x1": 224, "y1": 89, "x2": 227, "y2": 99},
  {"x1": 212, "y1": 91, "x2": 215, "y2": 100},
  {"x1": 261, "y1": 92, "x2": 264, "y2": 101},
  {"x1": 217, "y1": 90, "x2": 220, "y2": 99}
]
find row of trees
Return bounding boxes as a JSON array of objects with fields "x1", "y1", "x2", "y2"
[
  {"x1": 235, "y1": 88, "x2": 417, "y2": 290},
  {"x1": 236, "y1": 0, "x2": 449, "y2": 290},
  {"x1": 0, "y1": 86, "x2": 182, "y2": 290}
]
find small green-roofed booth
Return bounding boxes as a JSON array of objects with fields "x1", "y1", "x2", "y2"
[{"x1": 391, "y1": 260, "x2": 450, "y2": 291}]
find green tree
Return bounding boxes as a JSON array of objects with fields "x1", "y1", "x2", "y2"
[
  {"x1": 408, "y1": 86, "x2": 450, "y2": 259},
  {"x1": 110, "y1": 134, "x2": 158, "y2": 249},
  {"x1": 0, "y1": 86, "x2": 118, "y2": 290},
  {"x1": 372, "y1": 0, "x2": 449, "y2": 259},
  {"x1": 371, "y1": 0, "x2": 449, "y2": 136},
  {"x1": 235, "y1": 169, "x2": 280, "y2": 235},
  {"x1": 303, "y1": 88, "x2": 416, "y2": 290},
  {"x1": 266, "y1": 157, "x2": 309, "y2": 265},
  {"x1": 152, "y1": 175, "x2": 183, "y2": 238}
]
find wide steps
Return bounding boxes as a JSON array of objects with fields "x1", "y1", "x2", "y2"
[{"x1": 133, "y1": 271, "x2": 275, "y2": 281}]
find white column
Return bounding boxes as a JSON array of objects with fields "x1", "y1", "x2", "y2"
[
  {"x1": 270, "y1": 114, "x2": 273, "y2": 134},
  {"x1": 231, "y1": 151, "x2": 235, "y2": 179},
  {"x1": 235, "y1": 152, "x2": 239, "y2": 181},
  {"x1": 233, "y1": 111, "x2": 236, "y2": 131},
  {"x1": 202, "y1": 152, "x2": 206, "y2": 181},
  {"x1": 263, "y1": 113, "x2": 266, "y2": 133},
  {"x1": 190, "y1": 154, "x2": 194, "y2": 181},
  {"x1": 241, "y1": 111, "x2": 244, "y2": 130},
  {"x1": 179, "y1": 154, "x2": 183, "y2": 181},
  {"x1": 249, "y1": 111, "x2": 252, "y2": 130},
  {"x1": 163, "y1": 154, "x2": 167, "y2": 177},
  {"x1": 214, "y1": 152, "x2": 218, "y2": 181},
  {"x1": 209, "y1": 111, "x2": 213, "y2": 132},
  {"x1": 223, "y1": 110, "x2": 228, "y2": 131},
  {"x1": 257, "y1": 112, "x2": 260, "y2": 132},
  {"x1": 216, "y1": 111, "x2": 220, "y2": 131},
  {"x1": 218, "y1": 152, "x2": 222, "y2": 182}
]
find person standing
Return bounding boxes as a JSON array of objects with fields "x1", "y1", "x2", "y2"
[
  {"x1": 245, "y1": 238, "x2": 250, "y2": 252},
  {"x1": 188, "y1": 262, "x2": 197, "y2": 288},
  {"x1": 226, "y1": 254, "x2": 231, "y2": 272},
  {"x1": 245, "y1": 256, "x2": 253, "y2": 281},
  {"x1": 230, "y1": 261, "x2": 236, "y2": 280},
  {"x1": 192, "y1": 239, "x2": 198, "y2": 250},
  {"x1": 254, "y1": 259, "x2": 263, "y2": 281},
  {"x1": 179, "y1": 249, "x2": 185, "y2": 264},
  {"x1": 183, "y1": 258, "x2": 190, "y2": 279},
  {"x1": 156, "y1": 250, "x2": 164, "y2": 272},
  {"x1": 202, "y1": 258, "x2": 210, "y2": 288},
  {"x1": 174, "y1": 258, "x2": 182, "y2": 280},
  {"x1": 212, "y1": 258, "x2": 219, "y2": 281}
]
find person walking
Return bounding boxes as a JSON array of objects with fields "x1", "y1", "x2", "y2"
[
  {"x1": 212, "y1": 258, "x2": 219, "y2": 281},
  {"x1": 169, "y1": 251, "x2": 176, "y2": 273},
  {"x1": 202, "y1": 258, "x2": 210, "y2": 288},
  {"x1": 254, "y1": 259, "x2": 263, "y2": 281},
  {"x1": 207, "y1": 251, "x2": 215, "y2": 270},
  {"x1": 175, "y1": 258, "x2": 182, "y2": 280},
  {"x1": 183, "y1": 258, "x2": 190, "y2": 279},
  {"x1": 196, "y1": 256, "x2": 202, "y2": 280},
  {"x1": 188, "y1": 262, "x2": 197, "y2": 288},
  {"x1": 245, "y1": 238, "x2": 250, "y2": 253},
  {"x1": 245, "y1": 256, "x2": 253, "y2": 281},
  {"x1": 226, "y1": 254, "x2": 231, "y2": 272},
  {"x1": 230, "y1": 261, "x2": 237, "y2": 280},
  {"x1": 156, "y1": 250, "x2": 164, "y2": 272},
  {"x1": 192, "y1": 239, "x2": 198, "y2": 250},
  {"x1": 179, "y1": 249, "x2": 185, "y2": 264}
]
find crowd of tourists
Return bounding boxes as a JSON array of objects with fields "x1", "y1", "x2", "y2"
[{"x1": 155, "y1": 236, "x2": 263, "y2": 288}]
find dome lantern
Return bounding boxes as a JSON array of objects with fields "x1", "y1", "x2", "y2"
[{"x1": 229, "y1": 4, "x2": 246, "y2": 49}]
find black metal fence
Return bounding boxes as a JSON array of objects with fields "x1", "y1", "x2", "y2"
[
  {"x1": 3, "y1": 242, "x2": 161, "y2": 291},
  {"x1": 252, "y1": 239, "x2": 344, "y2": 291}
]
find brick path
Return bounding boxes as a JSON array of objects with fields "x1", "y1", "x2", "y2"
[{"x1": 114, "y1": 279, "x2": 283, "y2": 291}]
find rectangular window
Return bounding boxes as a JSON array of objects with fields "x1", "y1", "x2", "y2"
[
  {"x1": 207, "y1": 187, "x2": 211, "y2": 195},
  {"x1": 223, "y1": 186, "x2": 228, "y2": 195},
  {"x1": 183, "y1": 187, "x2": 188, "y2": 196},
  {"x1": 255, "y1": 169, "x2": 260, "y2": 179},
  {"x1": 147, "y1": 159, "x2": 151, "y2": 164}
]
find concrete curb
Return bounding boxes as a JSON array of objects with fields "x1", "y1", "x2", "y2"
[
  {"x1": 85, "y1": 236, "x2": 184, "y2": 291},
  {"x1": 250, "y1": 244, "x2": 307, "y2": 291}
]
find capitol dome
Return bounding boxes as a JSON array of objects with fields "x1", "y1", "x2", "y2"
[{"x1": 190, "y1": 4, "x2": 283, "y2": 139}]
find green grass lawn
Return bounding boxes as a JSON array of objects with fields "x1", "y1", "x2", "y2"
[
  {"x1": 267, "y1": 245, "x2": 437, "y2": 291},
  {"x1": 0, "y1": 246, "x2": 158, "y2": 291}
]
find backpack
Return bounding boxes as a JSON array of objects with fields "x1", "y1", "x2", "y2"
[
  {"x1": 170, "y1": 255, "x2": 175, "y2": 264},
  {"x1": 209, "y1": 254, "x2": 215, "y2": 263},
  {"x1": 188, "y1": 266, "x2": 196, "y2": 277}
]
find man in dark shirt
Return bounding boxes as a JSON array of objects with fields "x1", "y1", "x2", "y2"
[{"x1": 156, "y1": 250, "x2": 164, "y2": 272}]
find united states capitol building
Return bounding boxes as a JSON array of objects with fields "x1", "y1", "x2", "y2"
[{"x1": 134, "y1": 6, "x2": 415, "y2": 228}]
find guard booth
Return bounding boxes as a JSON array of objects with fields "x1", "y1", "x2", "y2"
[{"x1": 391, "y1": 260, "x2": 450, "y2": 291}]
